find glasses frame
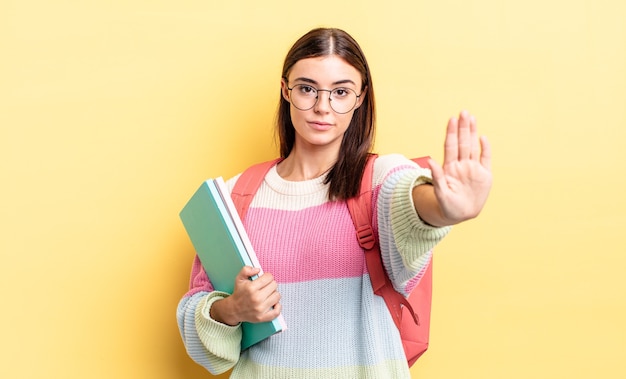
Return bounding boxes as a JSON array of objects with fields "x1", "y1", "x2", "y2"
[{"x1": 286, "y1": 84, "x2": 362, "y2": 114}]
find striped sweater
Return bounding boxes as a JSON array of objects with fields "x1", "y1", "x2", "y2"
[{"x1": 177, "y1": 154, "x2": 451, "y2": 378}]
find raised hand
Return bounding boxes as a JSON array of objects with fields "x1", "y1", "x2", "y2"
[{"x1": 428, "y1": 110, "x2": 492, "y2": 225}]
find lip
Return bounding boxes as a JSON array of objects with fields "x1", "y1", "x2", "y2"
[{"x1": 308, "y1": 120, "x2": 333, "y2": 131}]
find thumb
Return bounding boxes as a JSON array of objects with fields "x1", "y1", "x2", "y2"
[{"x1": 428, "y1": 158, "x2": 445, "y2": 192}]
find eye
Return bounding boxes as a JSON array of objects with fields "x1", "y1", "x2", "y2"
[
  {"x1": 332, "y1": 88, "x2": 351, "y2": 98},
  {"x1": 297, "y1": 84, "x2": 317, "y2": 96}
]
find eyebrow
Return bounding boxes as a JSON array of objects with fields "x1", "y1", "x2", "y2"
[{"x1": 291, "y1": 77, "x2": 357, "y2": 87}]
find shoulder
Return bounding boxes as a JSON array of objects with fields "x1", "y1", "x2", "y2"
[
  {"x1": 224, "y1": 159, "x2": 281, "y2": 193},
  {"x1": 373, "y1": 153, "x2": 418, "y2": 170},
  {"x1": 372, "y1": 154, "x2": 428, "y2": 186}
]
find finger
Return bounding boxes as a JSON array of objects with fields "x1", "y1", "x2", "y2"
[
  {"x1": 272, "y1": 302, "x2": 282, "y2": 315},
  {"x1": 264, "y1": 302, "x2": 282, "y2": 322},
  {"x1": 457, "y1": 110, "x2": 471, "y2": 160},
  {"x1": 250, "y1": 271, "x2": 275, "y2": 290},
  {"x1": 444, "y1": 116, "x2": 459, "y2": 165},
  {"x1": 266, "y1": 290, "x2": 281, "y2": 308},
  {"x1": 257, "y1": 276, "x2": 278, "y2": 294},
  {"x1": 479, "y1": 135, "x2": 492, "y2": 171},
  {"x1": 257, "y1": 292, "x2": 282, "y2": 322},
  {"x1": 239, "y1": 266, "x2": 261, "y2": 280},
  {"x1": 470, "y1": 115, "x2": 480, "y2": 161}
]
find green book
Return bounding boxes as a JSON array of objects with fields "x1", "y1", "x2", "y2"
[{"x1": 180, "y1": 177, "x2": 286, "y2": 350}]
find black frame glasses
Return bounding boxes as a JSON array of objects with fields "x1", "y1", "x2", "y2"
[{"x1": 286, "y1": 84, "x2": 362, "y2": 114}]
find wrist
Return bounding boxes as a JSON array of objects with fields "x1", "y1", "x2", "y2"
[
  {"x1": 412, "y1": 184, "x2": 451, "y2": 227},
  {"x1": 209, "y1": 296, "x2": 240, "y2": 326}
]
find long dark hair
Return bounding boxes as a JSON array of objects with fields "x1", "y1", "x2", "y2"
[{"x1": 277, "y1": 27, "x2": 376, "y2": 201}]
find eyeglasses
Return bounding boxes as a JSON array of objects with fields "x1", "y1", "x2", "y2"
[{"x1": 286, "y1": 84, "x2": 361, "y2": 114}]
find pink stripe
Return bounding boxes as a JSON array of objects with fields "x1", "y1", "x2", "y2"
[
  {"x1": 245, "y1": 201, "x2": 369, "y2": 283},
  {"x1": 405, "y1": 268, "x2": 425, "y2": 293}
]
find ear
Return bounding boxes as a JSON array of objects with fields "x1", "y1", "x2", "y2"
[
  {"x1": 354, "y1": 85, "x2": 367, "y2": 109},
  {"x1": 280, "y1": 78, "x2": 290, "y2": 102}
]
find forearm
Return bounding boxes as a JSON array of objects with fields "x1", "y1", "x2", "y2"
[{"x1": 376, "y1": 163, "x2": 451, "y2": 288}]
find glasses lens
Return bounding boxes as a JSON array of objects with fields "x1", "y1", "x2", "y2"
[
  {"x1": 329, "y1": 88, "x2": 358, "y2": 114},
  {"x1": 290, "y1": 84, "x2": 317, "y2": 111},
  {"x1": 290, "y1": 85, "x2": 358, "y2": 114}
]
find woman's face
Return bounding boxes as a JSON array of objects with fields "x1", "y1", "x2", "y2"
[{"x1": 281, "y1": 55, "x2": 364, "y2": 153}]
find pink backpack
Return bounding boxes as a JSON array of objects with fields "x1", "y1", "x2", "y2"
[{"x1": 231, "y1": 154, "x2": 433, "y2": 367}]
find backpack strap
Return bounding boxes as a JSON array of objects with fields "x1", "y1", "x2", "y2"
[
  {"x1": 347, "y1": 154, "x2": 424, "y2": 330},
  {"x1": 231, "y1": 158, "x2": 282, "y2": 220}
]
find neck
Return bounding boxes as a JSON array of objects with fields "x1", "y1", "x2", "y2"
[{"x1": 277, "y1": 147, "x2": 338, "y2": 181}]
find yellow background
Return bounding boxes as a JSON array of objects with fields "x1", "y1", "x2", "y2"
[{"x1": 1, "y1": 1, "x2": 625, "y2": 378}]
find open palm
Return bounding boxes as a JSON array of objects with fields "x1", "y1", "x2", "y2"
[{"x1": 429, "y1": 111, "x2": 492, "y2": 224}]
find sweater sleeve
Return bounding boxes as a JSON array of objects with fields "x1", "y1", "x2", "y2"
[
  {"x1": 176, "y1": 257, "x2": 243, "y2": 374},
  {"x1": 374, "y1": 154, "x2": 452, "y2": 295}
]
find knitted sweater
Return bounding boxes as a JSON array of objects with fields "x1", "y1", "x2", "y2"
[{"x1": 177, "y1": 154, "x2": 451, "y2": 378}]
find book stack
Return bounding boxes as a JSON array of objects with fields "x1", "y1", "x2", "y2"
[{"x1": 180, "y1": 177, "x2": 287, "y2": 349}]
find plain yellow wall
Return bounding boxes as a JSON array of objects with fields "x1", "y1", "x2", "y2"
[{"x1": 1, "y1": 1, "x2": 625, "y2": 378}]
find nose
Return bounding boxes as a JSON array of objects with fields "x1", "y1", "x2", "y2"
[{"x1": 314, "y1": 89, "x2": 332, "y2": 113}]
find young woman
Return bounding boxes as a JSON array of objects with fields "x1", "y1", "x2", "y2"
[{"x1": 177, "y1": 27, "x2": 492, "y2": 378}]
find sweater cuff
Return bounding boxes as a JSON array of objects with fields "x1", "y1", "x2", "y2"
[
  {"x1": 396, "y1": 170, "x2": 443, "y2": 231},
  {"x1": 195, "y1": 292, "x2": 242, "y2": 359},
  {"x1": 409, "y1": 175, "x2": 439, "y2": 228},
  {"x1": 391, "y1": 170, "x2": 451, "y2": 269}
]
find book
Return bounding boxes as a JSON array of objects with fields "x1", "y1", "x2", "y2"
[{"x1": 180, "y1": 177, "x2": 286, "y2": 350}]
